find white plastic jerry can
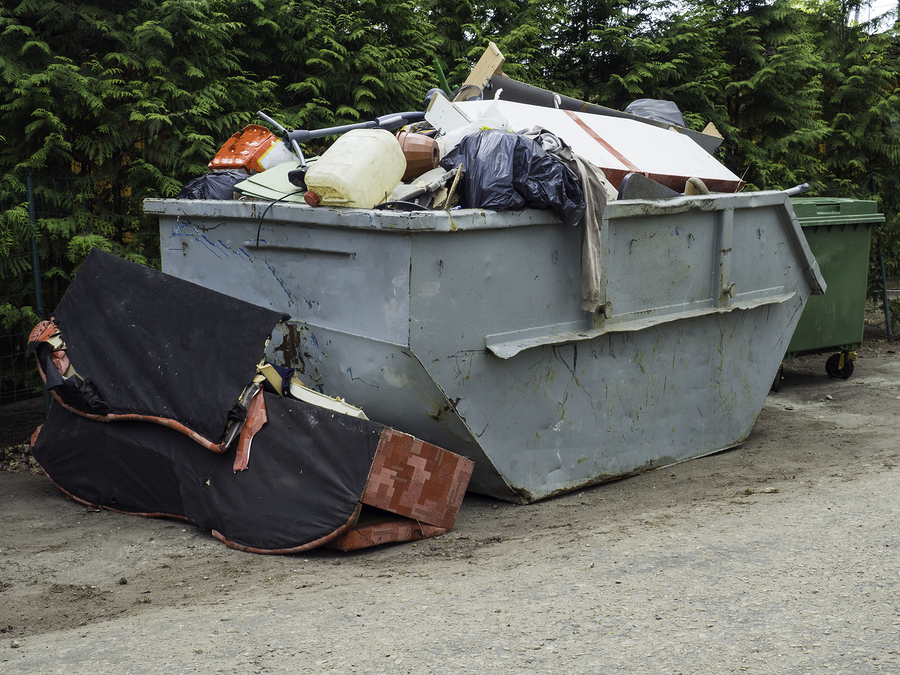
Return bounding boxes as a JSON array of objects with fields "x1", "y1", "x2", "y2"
[{"x1": 303, "y1": 129, "x2": 407, "y2": 209}]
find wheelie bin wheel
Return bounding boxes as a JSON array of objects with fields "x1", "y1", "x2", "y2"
[{"x1": 825, "y1": 352, "x2": 854, "y2": 379}]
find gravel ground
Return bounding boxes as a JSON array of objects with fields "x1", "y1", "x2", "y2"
[{"x1": 1, "y1": 328, "x2": 899, "y2": 674}]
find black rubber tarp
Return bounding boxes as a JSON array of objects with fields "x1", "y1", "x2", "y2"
[
  {"x1": 50, "y1": 249, "x2": 287, "y2": 443},
  {"x1": 32, "y1": 393, "x2": 384, "y2": 552}
]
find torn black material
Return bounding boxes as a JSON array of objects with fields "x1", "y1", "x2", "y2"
[
  {"x1": 48, "y1": 249, "x2": 287, "y2": 443},
  {"x1": 32, "y1": 393, "x2": 382, "y2": 551}
]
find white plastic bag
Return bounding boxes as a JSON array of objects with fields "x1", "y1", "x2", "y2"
[{"x1": 437, "y1": 102, "x2": 517, "y2": 157}]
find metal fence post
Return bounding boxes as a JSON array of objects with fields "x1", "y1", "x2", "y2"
[{"x1": 879, "y1": 243, "x2": 894, "y2": 343}]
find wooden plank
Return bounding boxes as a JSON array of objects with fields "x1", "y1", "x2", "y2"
[{"x1": 463, "y1": 41, "x2": 505, "y2": 89}]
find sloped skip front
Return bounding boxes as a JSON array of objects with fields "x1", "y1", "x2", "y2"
[{"x1": 149, "y1": 191, "x2": 824, "y2": 503}]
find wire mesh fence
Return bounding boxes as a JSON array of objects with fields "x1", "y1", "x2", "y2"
[{"x1": 1, "y1": 170, "x2": 83, "y2": 447}]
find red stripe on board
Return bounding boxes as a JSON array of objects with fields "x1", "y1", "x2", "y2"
[{"x1": 563, "y1": 110, "x2": 641, "y2": 173}]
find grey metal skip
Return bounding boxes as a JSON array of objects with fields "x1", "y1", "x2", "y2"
[{"x1": 146, "y1": 190, "x2": 824, "y2": 503}]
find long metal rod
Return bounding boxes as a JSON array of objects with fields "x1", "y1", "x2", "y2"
[
  {"x1": 872, "y1": 175, "x2": 892, "y2": 343},
  {"x1": 257, "y1": 111, "x2": 306, "y2": 168},
  {"x1": 25, "y1": 168, "x2": 44, "y2": 320},
  {"x1": 25, "y1": 167, "x2": 51, "y2": 416},
  {"x1": 879, "y1": 245, "x2": 893, "y2": 343}
]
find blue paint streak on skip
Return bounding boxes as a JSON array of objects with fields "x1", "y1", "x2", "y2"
[
  {"x1": 264, "y1": 262, "x2": 294, "y2": 306},
  {"x1": 346, "y1": 367, "x2": 379, "y2": 389},
  {"x1": 236, "y1": 247, "x2": 253, "y2": 261},
  {"x1": 675, "y1": 225, "x2": 680, "y2": 235},
  {"x1": 198, "y1": 235, "x2": 223, "y2": 259},
  {"x1": 309, "y1": 333, "x2": 319, "y2": 348}
]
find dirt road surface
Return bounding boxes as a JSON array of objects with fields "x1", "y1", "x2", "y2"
[{"x1": 2, "y1": 329, "x2": 899, "y2": 674}]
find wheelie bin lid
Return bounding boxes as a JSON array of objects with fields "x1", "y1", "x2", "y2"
[{"x1": 790, "y1": 197, "x2": 885, "y2": 226}]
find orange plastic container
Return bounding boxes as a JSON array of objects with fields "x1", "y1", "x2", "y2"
[{"x1": 208, "y1": 125, "x2": 295, "y2": 174}]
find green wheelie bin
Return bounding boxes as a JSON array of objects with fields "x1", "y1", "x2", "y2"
[{"x1": 773, "y1": 197, "x2": 884, "y2": 390}]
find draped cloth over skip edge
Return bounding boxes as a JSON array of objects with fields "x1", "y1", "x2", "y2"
[{"x1": 523, "y1": 127, "x2": 607, "y2": 314}]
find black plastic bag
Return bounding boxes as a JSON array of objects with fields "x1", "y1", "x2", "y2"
[
  {"x1": 177, "y1": 170, "x2": 248, "y2": 200},
  {"x1": 439, "y1": 130, "x2": 585, "y2": 226}
]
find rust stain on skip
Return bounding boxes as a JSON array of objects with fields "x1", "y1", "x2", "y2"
[
  {"x1": 273, "y1": 323, "x2": 318, "y2": 376},
  {"x1": 430, "y1": 396, "x2": 462, "y2": 423}
]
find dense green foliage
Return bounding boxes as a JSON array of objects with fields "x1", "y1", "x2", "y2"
[
  {"x1": 1, "y1": 0, "x2": 900, "y2": 391},
  {"x1": 236, "y1": 0, "x2": 438, "y2": 132}
]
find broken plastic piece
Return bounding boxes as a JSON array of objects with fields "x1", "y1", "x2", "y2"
[
  {"x1": 287, "y1": 377, "x2": 368, "y2": 420},
  {"x1": 208, "y1": 125, "x2": 296, "y2": 174}
]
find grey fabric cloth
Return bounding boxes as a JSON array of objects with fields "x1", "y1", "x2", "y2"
[{"x1": 524, "y1": 128, "x2": 607, "y2": 313}]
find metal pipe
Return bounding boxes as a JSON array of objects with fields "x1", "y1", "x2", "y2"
[
  {"x1": 257, "y1": 111, "x2": 307, "y2": 168},
  {"x1": 25, "y1": 168, "x2": 44, "y2": 321},
  {"x1": 783, "y1": 183, "x2": 810, "y2": 197},
  {"x1": 871, "y1": 175, "x2": 892, "y2": 343},
  {"x1": 25, "y1": 167, "x2": 51, "y2": 416},
  {"x1": 282, "y1": 112, "x2": 426, "y2": 146}
]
